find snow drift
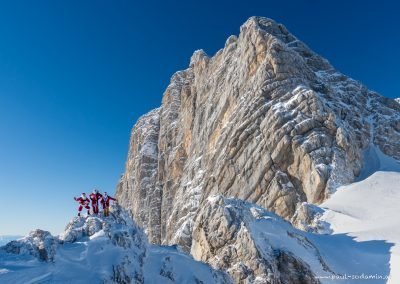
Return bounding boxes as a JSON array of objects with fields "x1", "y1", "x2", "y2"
[{"x1": 0, "y1": 205, "x2": 230, "y2": 284}]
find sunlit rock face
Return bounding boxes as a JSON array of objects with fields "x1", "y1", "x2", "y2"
[{"x1": 116, "y1": 16, "x2": 400, "y2": 251}]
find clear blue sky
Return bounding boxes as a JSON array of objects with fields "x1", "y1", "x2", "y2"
[{"x1": 0, "y1": 0, "x2": 399, "y2": 236}]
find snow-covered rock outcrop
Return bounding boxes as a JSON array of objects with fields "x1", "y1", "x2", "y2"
[
  {"x1": 191, "y1": 195, "x2": 393, "y2": 283},
  {"x1": 116, "y1": 16, "x2": 400, "y2": 253},
  {"x1": 0, "y1": 205, "x2": 230, "y2": 283},
  {"x1": 3, "y1": 230, "x2": 58, "y2": 262},
  {"x1": 191, "y1": 196, "x2": 320, "y2": 283}
]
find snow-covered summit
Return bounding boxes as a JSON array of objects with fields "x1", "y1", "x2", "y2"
[{"x1": 0, "y1": 205, "x2": 230, "y2": 283}]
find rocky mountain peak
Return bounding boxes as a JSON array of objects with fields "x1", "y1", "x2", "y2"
[
  {"x1": 240, "y1": 16, "x2": 295, "y2": 44},
  {"x1": 111, "y1": 16, "x2": 400, "y2": 282},
  {"x1": 116, "y1": 17, "x2": 399, "y2": 254}
]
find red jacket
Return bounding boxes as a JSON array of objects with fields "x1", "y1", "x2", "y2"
[
  {"x1": 101, "y1": 195, "x2": 116, "y2": 207},
  {"x1": 74, "y1": 196, "x2": 90, "y2": 205},
  {"x1": 89, "y1": 192, "x2": 103, "y2": 204}
]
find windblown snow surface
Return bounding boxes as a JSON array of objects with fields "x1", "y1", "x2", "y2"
[
  {"x1": 0, "y1": 240, "x2": 225, "y2": 283},
  {"x1": 0, "y1": 207, "x2": 229, "y2": 283},
  {"x1": 319, "y1": 146, "x2": 400, "y2": 283}
]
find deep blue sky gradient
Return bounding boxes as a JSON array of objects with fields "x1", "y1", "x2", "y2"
[{"x1": 1, "y1": 0, "x2": 399, "y2": 235}]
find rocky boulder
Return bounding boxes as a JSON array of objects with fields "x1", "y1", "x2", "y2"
[{"x1": 2, "y1": 229, "x2": 58, "y2": 262}]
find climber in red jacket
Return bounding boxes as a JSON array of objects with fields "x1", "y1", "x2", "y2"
[
  {"x1": 89, "y1": 189, "x2": 103, "y2": 215},
  {"x1": 101, "y1": 192, "x2": 117, "y2": 217},
  {"x1": 74, "y1": 193, "x2": 91, "y2": 217}
]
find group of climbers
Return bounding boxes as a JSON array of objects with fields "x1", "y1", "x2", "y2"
[{"x1": 73, "y1": 189, "x2": 117, "y2": 217}]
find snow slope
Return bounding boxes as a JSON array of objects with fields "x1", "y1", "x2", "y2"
[
  {"x1": 321, "y1": 171, "x2": 400, "y2": 283},
  {"x1": 0, "y1": 237, "x2": 227, "y2": 283},
  {"x1": 0, "y1": 205, "x2": 230, "y2": 284},
  {"x1": 318, "y1": 146, "x2": 400, "y2": 283},
  {"x1": 355, "y1": 145, "x2": 400, "y2": 182}
]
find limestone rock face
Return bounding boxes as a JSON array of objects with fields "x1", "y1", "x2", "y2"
[
  {"x1": 116, "y1": 108, "x2": 161, "y2": 243},
  {"x1": 116, "y1": 16, "x2": 400, "y2": 253}
]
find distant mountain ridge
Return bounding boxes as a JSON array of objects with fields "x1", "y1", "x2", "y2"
[{"x1": 0, "y1": 236, "x2": 22, "y2": 246}]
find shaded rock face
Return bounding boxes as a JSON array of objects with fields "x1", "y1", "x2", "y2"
[
  {"x1": 116, "y1": 16, "x2": 400, "y2": 251},
  {"x1": 116, "y1": 109, "x2": 162, "y2": 244}
]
